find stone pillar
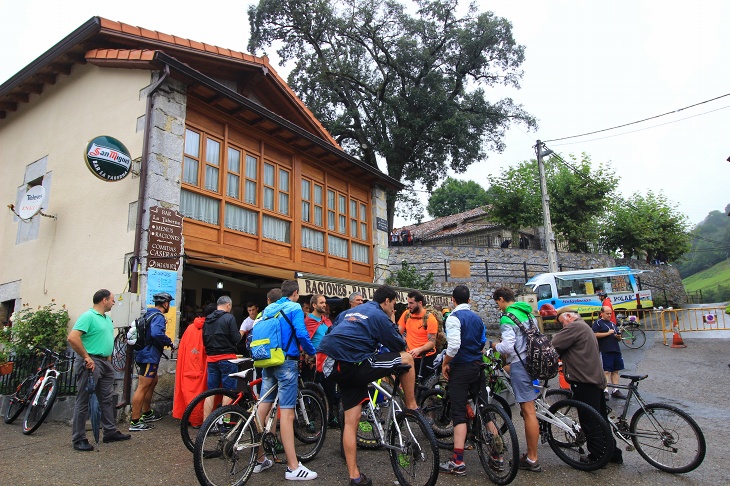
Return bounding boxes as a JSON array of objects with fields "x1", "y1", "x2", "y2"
[{"x1": 371, "y1": 184, "x2": 390, "y2": 283}]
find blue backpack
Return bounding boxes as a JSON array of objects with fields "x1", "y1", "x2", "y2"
[{"x1": 250, "y1": 311, "x2": 296, "y2": 368}]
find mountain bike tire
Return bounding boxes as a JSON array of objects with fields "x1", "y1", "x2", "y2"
[{"x1": 22, "y1": 377, "x2": 58, "y2": 435}]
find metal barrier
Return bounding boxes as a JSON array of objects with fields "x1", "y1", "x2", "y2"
[
  {"x1": 0, "y1": 351, "x2": 78, "y2": 396},
  {"x1": 587, "y1": 307, "x2": 730, "y2": 345}
]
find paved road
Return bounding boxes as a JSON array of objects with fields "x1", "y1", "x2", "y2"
[{"x1": 1, "y1": 331, "x2": 727, "y2": 485}]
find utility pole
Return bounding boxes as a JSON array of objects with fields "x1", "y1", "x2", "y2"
[{"x1": 536, "y1": 140, "x2": 558, "y2": 273}]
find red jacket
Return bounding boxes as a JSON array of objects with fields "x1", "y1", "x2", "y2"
[{"x1": 172, "y1": 316, "x2": 208, "y2": 425}]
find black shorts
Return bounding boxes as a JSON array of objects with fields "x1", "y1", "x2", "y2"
[
  {"x1": 328, "y1": 352, "x2": 403, "y2": 411},
  {"x1": 448, "y1": 360, "x2": 482, "y2": 426}
]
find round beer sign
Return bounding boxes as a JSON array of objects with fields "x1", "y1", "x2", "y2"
[{"x1": 84, "y1": 136, "x2": 132, "y2": 181}]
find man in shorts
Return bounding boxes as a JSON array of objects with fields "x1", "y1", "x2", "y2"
[
  {"x1": 130, "y1": 292, "x2": 175, "y2": 431},
  {"x1": 318, "y1": 285, "x2": 417, "y2": 486},
  {"x1": 492, "y1": 287, "x2": 542, "y2": 472},
  {"x1": 439, "y1": 285, "x2": 487, "y2": 475},
  {"x1": 254, "y1": 280, "x2": 318, "y2": 480},
  {"x1": 592, "y1": 306, "x2": 625, "y2": 399}
]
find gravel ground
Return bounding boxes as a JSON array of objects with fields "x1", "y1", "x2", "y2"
[{"x1": 1, "y1": 331, "x2": 727, "y2": 485}]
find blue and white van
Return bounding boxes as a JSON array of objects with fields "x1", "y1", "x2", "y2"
[{"x1": 520, "y1": 266, "x2": 652, "y2": 319}]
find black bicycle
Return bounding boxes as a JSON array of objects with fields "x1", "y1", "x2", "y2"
[{"x1": 3, "y1": 347, "x2": 72, "y2": 434}]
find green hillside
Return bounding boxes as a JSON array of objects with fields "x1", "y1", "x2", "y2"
[{"x1": 682, "y1": 258, "x2": 730, "y2": 292}]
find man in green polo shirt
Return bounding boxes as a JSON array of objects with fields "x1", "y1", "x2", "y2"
[{"x1": 67, "y1": 289, "x2": 131, "y2": 451}]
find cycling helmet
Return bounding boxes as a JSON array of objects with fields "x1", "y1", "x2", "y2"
[{"x1": 152, "y1": 292, "x2": 174, "y2": 303}]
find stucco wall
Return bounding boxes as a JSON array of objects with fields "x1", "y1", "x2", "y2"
[{"x1": 0, "y1": 65, "x2": 150, "y2": 322}]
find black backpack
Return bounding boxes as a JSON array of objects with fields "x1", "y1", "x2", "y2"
[
  {"x1": 127, "y1": 313, "x2": 155, "y2": 352},
  {"x1": 504, "y1": 312, "x2": 559, "y2": 380}
]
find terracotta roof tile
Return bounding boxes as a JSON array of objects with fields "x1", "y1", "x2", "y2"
[
  {"x1": 95, "y1": 16, "x2": 342, "y2": 149},
  {"x1": 117, "y1": 50, "x2": 130, "y2": 60},
  {"x1": 85, "y1": 48, "x2": 157, "y2": 62}
]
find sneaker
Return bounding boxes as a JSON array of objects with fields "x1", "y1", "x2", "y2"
[
  {"x1": 489, "y1": 453, "x2": 505, "y2": 471},
  {"x1": 518, "y1": 453, "x2": 542, "y2": 472},
  {"x1": 141, "y1": 409, "x2": 163, "y2": 422},
  {"x1": 439, "y1": 460, "x2": 466, "y2": 475},
  {"x1": 254, "y1": 458, "x2": 274, "y2": 473},
  {"x1": 604, "y1": 390, "x2": 610, "y2": 401},
  {"x1": 129, "y1": 420, "x2": 154, "y2": 431},
  {"x1": 285, "y1": 462, "x2": 317, "y2": 481},
  {"x1": 611, "y1": 390, "x2": 626, "y2": 399},
  {"x1": 349, "y1": 473, "x2": 372, "y2": 486}
]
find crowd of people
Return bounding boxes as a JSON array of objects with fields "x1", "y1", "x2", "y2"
[{"x1": 67, "y1": 282, "x2": 623, "y2": 483}]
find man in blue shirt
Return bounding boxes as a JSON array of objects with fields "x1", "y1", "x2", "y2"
[
  {"x1": 130, "y1": 292, "x2": 174, "y2": 431},
  {"x1": 254, "y1": 280, "x2": 318, "y2": 480},
  {"x1": 592, "y1": 306, "x2": 625, "y2": 399},
  {"x1": 440, "y1": 285, "x2": 486, "y2": 475},
  {"x1": 318, "y1": 285, "x2": 416, "y2": 486}
]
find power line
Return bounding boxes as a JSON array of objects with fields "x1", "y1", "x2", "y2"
[{"x1": 543, "y1": 92, "x2": 730, "y2": 143}]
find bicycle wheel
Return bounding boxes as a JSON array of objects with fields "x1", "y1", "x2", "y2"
[
  {"x1": 475, "y1": 402, "x2": 519, "y2": 485},
  {"x1": 355, "y1": 382, "x2": 397, "y2": 449},
  {"x1": 4, "y1": 377, "x2": 33, "y2": 424},
  {"x1": 630, "y1": 403, "x2": 706, "y2": 473},
  {"x1": 547, "y1": 399, "x2": 613, "y2": 471},
  {"x1": 194, "y1": 405, "x2": 256, "y2": 486},
  {"x1": 181, "y1": 388, "x2": 241, "y2": 453},
  {"x1": 293, "y1": 389, "x2": 327, "y2": 463},
  {"x1": 22, "y1": 377, "x2": 58, "y2": 435},
  {"x1": 622, "y1": 328, "x2": 646, "y2": 349},
  {"x1": 111, "y1": 330, "x2": 127, "y2": 372},
  {"x1": 418, "y1": 389, "x2": 453, "y2": 449},
  {"x1": 544, "y1": 388, "x2": 572, "y2": 407},
  {"x1": 302, "y1": 380, "x2": 329, "y2": 423},
  {"x1": 388, "y1": 409, "x2": 439, "y2": 486}
]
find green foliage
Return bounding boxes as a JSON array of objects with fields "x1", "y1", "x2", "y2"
[
  {"x1": 485, "y1": 153, "x2": 617, "y2": 250},
  {"x1": 675, "y1": 204, "x2": 730, "y2": 278},
  {"x1": 602, "y1": 191, "x2": 691, "y2": 263},
  {"x1": 386, "y1": 261, "x2": 434, "y2": 291},
  {"x1": 426, "y1": 177, "x2": 489, "y2": 217},
  {"x1": 248, "y1": 0, "x2": 536, "y2": 226},
  {"x1": 0, "y1": 302, "x2": 70, "y2": 360}
]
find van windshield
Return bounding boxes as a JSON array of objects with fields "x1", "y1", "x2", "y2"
[{"x1": 556, "y1": 274, "x2": 634, "y2": 298}]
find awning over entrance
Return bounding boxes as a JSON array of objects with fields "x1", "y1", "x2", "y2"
[{"x1": 296, "y1": 272, "x2": 451, "y2": 307}]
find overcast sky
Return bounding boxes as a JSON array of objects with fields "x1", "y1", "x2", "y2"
[{"x1": 2, "y1": 0, "x2": 728, "y2": 228}]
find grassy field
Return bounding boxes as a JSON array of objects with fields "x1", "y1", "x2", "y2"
[{"x1": 682, "y1": 258, "x2": 730, "y2": 292}]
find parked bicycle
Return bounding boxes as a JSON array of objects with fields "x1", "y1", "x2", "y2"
[
  {"x1": 180, "y1": 358, "x2": 327, "y2": 454},
  {"x1": 615, "y1": 314, "x2": 646, "y2": 349},
  {"x1": 338, "y1": 363, "x2": 440, "y2": 486},
  {"x1": 418, "y1": 360, "x2": 520, "y2": 485},
  {"x1": 545, "y1": 373, "x2": 706, "y2": 473},
  {"x1": 3, "y1": 347, "x2": 73, "y2": 435},
  {"x1": 193, "y1": 367, "x2": 327, "y2": 486}
]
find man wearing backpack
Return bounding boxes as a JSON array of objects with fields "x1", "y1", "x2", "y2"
[
  {"x1": 129, "y1": 292, "x2": 175, "y2": 431},
  {"x1": 552, "y1": 307, "x2": 622, "y2": 465},
  {"x1": 439, "y1": 285, "x2": 487, "y2": 475},
  {"x1": 491, "y1": 287, "x2": 542, "y2": 472},
  {"x1": 254, "y1": 280, "x2": 318, "y2": 480},
  {"x1": 397, "y1": 290, "x2": 439, "y2": 382}
]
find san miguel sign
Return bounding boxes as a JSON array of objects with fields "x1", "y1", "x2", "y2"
[
  {"x1": 84, "y1": 136, "x2": 132, "y2": 181},
  {"x1": 297, "y1": 275, "x2": 451, "y2": 307},
  {"x1": 147, "y1": 206, "x2": 183, "y2": 271}
]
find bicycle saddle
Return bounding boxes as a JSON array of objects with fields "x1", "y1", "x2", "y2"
[
  {"x1": 619, "y1": 374, "x2": 648, "y2": 382},
  {"x1": 392, "y1": 364, "x2": 412, "y2": 375}
]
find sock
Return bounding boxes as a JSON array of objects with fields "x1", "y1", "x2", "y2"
[{"x1": 452, "y1": 448, "x2": 464, "y2": 463}]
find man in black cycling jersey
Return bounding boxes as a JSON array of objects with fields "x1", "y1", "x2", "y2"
[{"x1": 318, "y1": 285, "x2": 417, "y2": 486}]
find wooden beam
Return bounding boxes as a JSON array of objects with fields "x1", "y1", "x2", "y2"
[
  {"x1": 0, "y1": 102, "x2": 18, "y2": 111},
  {"x1": 4, "y1": 93, "x2": 29, "y2": 103},
  {"x1": 34, "y1": 73, "x2": 57, "y2": 85},
  {"x1": 50, "y1": 63, "x2": 73, "y2": 75},
  {"x1": 24, "y1": 84, "x2": 44, "y2": 94}
]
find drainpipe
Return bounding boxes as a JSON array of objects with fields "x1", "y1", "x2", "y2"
[{"x1": 130, "y1": 65, "x2": 170, "y2": 293}]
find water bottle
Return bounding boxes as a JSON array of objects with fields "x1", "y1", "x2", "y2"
[{"x1": 533, "y1": 379, "x2": 540, "y2": 395}]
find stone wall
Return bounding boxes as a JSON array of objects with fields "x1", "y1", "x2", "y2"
[{"x1": 388, "y1": 246, "x2": 685, "y2": 329}]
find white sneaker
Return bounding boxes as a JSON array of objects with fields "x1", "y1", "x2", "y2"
[
  {"x1": 254, "y1": 458, "x2": 274, "y2": 473},
  {"x1": 285, "y1": 462, "x2": 318, "y2": 481}
]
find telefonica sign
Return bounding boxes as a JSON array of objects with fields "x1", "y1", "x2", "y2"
[{"x1": 84, "y1": 136, "x2": 132, "y2": 182}]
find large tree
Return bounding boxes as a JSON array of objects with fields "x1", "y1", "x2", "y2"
[
  {"x1": 602, "y1": 191, "x2": 692, "y2": 263},
  {"x1": 676, "y1": 205, "x2": 730, "y2": 278},
  {"x1": 248, "y1": 0, "x2": 536, "y2": 227},
  {"x1": 426, "y1": 177, "x2": 489, "y2": 217},
  {"x1": 485, "y1": 153, "x2": 617, "y2": 251}
]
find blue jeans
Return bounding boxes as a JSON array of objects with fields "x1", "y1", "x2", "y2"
[
  {"x1": 207, "y1": 360, "x2": 239, "y2": 390},
  {"x1": 260, "y1": 359, "x2": 299, "y2": 408}
]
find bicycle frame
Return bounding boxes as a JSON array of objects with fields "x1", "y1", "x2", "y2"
[
  {"x1": 29, "y1": 367, "x2": 60, "y2": 407},
  {"x1": 533, "y1": 385, "x2": 582, "y2": 443},
  {"x1": 606, "y1": 378, "x2": 651, "y2": 446},
  {"x1": 363, "y1": 374, "x2": 421, "y2": 456}
]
